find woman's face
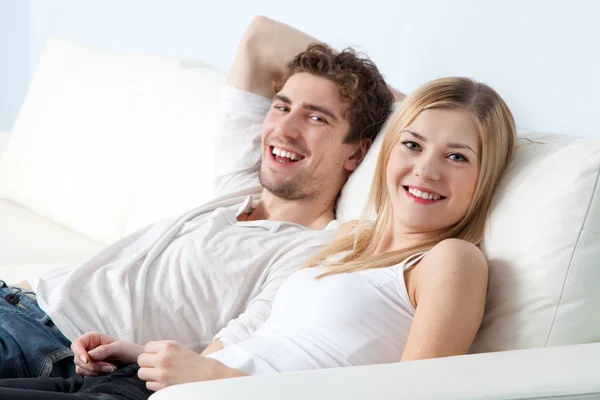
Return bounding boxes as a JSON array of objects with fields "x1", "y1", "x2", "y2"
[{"x1": 386, "y1": 108, "x2": 481, "y2": 234}]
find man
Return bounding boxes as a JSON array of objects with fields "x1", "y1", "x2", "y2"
[{"x1": 0, "y1": 15, "x2": 397, "y2": 384}]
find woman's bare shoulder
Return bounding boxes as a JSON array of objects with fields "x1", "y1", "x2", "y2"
[{"x1": 420, "y1": 238, "x2": 487, "y2": 276}]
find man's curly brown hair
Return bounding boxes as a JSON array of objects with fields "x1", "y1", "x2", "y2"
[{"x1": 274, "y1": 43, "x2": 394, "y2": 144}]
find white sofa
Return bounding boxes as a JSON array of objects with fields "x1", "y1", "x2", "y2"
[{"x1": 1, "y1": 40, "x2": 599, "y2": 399}]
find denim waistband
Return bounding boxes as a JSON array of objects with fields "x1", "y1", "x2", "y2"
[
  {"x1": 0, "y1": 279, "x2": 36, "y2": 298},
  {"x1": 0, "y1": 280, "x2": 47, "y2": 322}
]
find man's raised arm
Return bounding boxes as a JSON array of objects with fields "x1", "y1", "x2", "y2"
[
  {"x1": 227, "y1": 16, "x2": 320, "y2": 98},
  {"x1": 228, "y1": 16, "x2": 406, "y2": 101}
]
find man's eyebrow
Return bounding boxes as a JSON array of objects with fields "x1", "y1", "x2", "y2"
[
  {"x1": 274, "y1": 94, "x2": 291, "y2": 104},
  {"x1": 303, "y1": 103, "x2": 339, "y2": 122},
  {"x1": 401, "y1": 129, "x2": 478, "y2": 155},
  {"x1": 273, "y1": 94, "x2": 340, "y2": 123}
]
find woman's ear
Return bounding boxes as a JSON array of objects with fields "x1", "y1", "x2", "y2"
[{"x1": 345, "y1": 138, "x2": 372, "y2": 172}]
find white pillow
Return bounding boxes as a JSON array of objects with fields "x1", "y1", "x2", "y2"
[
  {"x1": 336, "y1": 106, "x2": 394, "y2": 221},
  {"x1": 0, "y1": 40, "x2": 225, "y2": 244},
  {"x1": 473, "y1": 133, "x2": 600, "y2": 352},
  {"x1": 337, "y1": 130, "x2": 600, "y2": 351}
]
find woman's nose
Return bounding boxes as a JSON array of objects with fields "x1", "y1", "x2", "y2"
[{"x1": 413, "y1": 158, "x2": 441, "y2": 181}]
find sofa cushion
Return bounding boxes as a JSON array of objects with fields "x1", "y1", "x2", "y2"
[
  {"x1": 0, "y1": 199, "x2": 102, "y2": 282},
  {"x1": 0, "y1": 40, "x2": 226, "y2": 245},
  {"x1": 338, "y1": 131, "x2": 600, "y2": 351},
  {"x1": 473, "y1": 133, "x2": 600, "y2": 351}
]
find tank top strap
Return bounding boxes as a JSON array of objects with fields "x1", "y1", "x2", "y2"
[{"x1": 401, "y1": 251, "x2": 428, "y2": 272}]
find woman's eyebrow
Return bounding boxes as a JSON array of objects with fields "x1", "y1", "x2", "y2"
[{"x1": 401, "y1": 130, "x2": 477, "y2": 155}]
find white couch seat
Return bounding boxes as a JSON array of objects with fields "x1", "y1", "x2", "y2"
[{"x1": 0, "y1": 199, "x2": 102, "y2": 282}]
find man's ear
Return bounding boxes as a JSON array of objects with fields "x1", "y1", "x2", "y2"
[{"x1": 344, "y1": 138, "x2": 372, "y2": 172}]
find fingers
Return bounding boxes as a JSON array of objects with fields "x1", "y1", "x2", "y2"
[
  {"x1": 137, "y1": 341, "x2": 185, "y2": 391},
  {"x1": 138, "y1": 367, "x2": 167, "y2": 392},
  {"x1": 143, "y1": 340, "x2": 179, "y2": 354},
  {"x1": 71, "y1": 332, "x2": 95, "y2": 365},
  {"x1": 145, "y1": 380, "x2": 165, "y2": 392},
  {"x1": 137, "y1": 365, "x2": 161, "y2": 384},
  {"x1": 74, "y1": 361, "x2": 116, "y2": 376},
  {"x1": 136, "y1": 352, "x2": 154, "y2": 368},
  {"x1": 87, "y1": 343, "x2": 112, "y2": 361},
  {"x1": 73, "y1": 341, "x2": 118, "y2": 376},
  {"x1": 71, "y1": 331, "x2": 116, "y2": 365},
  {"x1": 74, "y1": 353, "x2": 116, "y2": 376}
]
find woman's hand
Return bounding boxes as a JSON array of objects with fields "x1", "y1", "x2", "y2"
[
  {"x1": 71, "y1": 331, "x2": 144, "y2": 376},
  {"x1": 137, "y1": 340, "x2": 247, "y2": 392}
]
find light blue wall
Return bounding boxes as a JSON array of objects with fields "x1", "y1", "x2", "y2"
[
  {"x1": 0, "y1": 0, "x2": 30, "y2": 131},
  {"x1": 2, "y1": 0, "x2": 600, "y2": 136}
]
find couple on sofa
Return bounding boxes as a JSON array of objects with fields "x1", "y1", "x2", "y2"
[{"x1": 0, "y1": 16, "x2": 516, "y2": 399}]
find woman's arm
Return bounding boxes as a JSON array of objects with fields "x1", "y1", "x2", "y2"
[
  {"x1": 200, "y1": 339, "x2": 224, "y2": 355},
  {"x1": 137, "y1": 340, "x2": 248, "y2": 392},
  {"x1": 400, "y1": 238, "x2": 488, "y2": 361}
]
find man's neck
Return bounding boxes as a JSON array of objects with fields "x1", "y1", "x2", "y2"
[{"x1": 241, "y1": 189, "x2": 335, "y2": 230}]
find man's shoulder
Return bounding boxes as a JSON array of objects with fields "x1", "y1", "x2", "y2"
[{"x1": 221, "y1": 84, "x2": 272, "y2": 111}]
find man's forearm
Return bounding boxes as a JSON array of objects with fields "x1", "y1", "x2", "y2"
[
  {"x1": 249, "y1": 17, "x2": 319, "y2": 82},
  {"x1": 228, "y1": 16, "x2": 321, "y2": 97}
]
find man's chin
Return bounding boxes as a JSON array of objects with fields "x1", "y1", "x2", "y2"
[{"x1": 259, "y1": 175, "x2": 303, "y2": 200}]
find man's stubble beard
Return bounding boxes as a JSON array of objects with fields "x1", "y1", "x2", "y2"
[{"x1": 259, "y1": 168, "x2": 324, "y2": 201}]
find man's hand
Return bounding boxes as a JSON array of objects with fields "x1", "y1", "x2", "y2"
[
  {"x1": 137, "y1": 340, "x2": 247, "y2": 392},
  {"x1": 71, "y1": 331, "x2": 144, "y2": 376}
]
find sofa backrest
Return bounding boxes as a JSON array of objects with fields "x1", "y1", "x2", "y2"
[
  {"x1": 2, "y1": 39, "x2": 598, "y2": 353},
  {"x1": 339, "y1": 126, "x2": 600, "y2": 352},
  {"x1": 0, "y1": 133, "x2": 8, "y2": 163},
  {"x1": 0, "y1": 39, "x2": 226, "y2": 245}
]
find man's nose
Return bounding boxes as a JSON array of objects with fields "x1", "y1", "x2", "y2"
[
  {"x1": 275, "y1": 113, "x2": 301, "y2": 139},
  {"x1": 413, "y1": 157, "x2": 442, "y2": 181}
]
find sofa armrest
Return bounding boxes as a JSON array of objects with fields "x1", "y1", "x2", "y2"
[
  {"x1": 150, "y1": 343, "x2": 600, "y2": 400},
  {"x1": 0, "y1": 131, "x2": 10, "y2": 163}
]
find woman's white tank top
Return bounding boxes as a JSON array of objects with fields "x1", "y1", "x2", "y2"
[{"x1": 208, "y1": 252, "x2": 427, "y2": 374}]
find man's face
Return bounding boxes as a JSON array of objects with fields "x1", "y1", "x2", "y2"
[{"x1": 260, "y1": 73, "x2": 359, "y2": 201}]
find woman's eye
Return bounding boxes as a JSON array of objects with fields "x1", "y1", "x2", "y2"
[
  {"x1": 449, "y1": 153, "x2": 468, "y2": 163},
  {"x1": 402, "y1": 141, "x2": 421, "y2": 151}
]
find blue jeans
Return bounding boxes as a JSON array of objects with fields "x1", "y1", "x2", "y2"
[
  {"x1": 0, "y1": 280, "x2": 76, "y2": 379},
  {"x1": 0, "y1": 364, "x2": 152, "y2": 400}
]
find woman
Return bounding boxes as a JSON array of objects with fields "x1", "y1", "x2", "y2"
[{"x1": 0, "y1": 76, "x2": 516, "y2": 399}]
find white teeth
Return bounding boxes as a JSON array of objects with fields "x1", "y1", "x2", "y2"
[
  {"x1": 272, "y1": 147, "x2": 303, "y2": 161},
  {"x1": 407, "y1": 187, "x2": 441, "y2": 201}
]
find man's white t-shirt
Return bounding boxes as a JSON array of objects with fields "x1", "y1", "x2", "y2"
[{"x1": 30, "y1": 86, "x2": 340, "y2": 351}]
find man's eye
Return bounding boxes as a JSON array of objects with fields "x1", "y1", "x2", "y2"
[
  {"x1": 275, "y1": 105, "x2": 289, "y2": 112},
  {"x1": 449, "y1": 153, "x2": 468, "y2": 163},
  {"x1": 310, "y1": 115, "x2": 327, "y2": 123},
  {"x1": 401, "y1": 141, "x2": 421, "y2": 151}
]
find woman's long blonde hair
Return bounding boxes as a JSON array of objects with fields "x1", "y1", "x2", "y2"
[{"x1": 304, "y1": 77, "x2": 517, "y2": 278}]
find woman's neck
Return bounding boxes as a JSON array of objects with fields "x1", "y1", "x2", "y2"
[{"x1": 373, "y1": 215, "x2": 445, "y2": 254}]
